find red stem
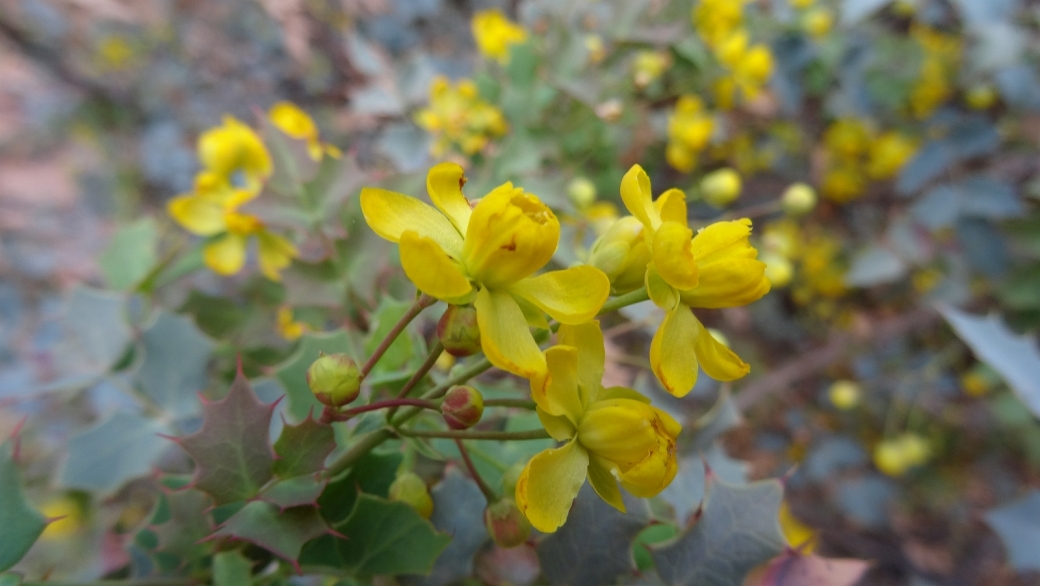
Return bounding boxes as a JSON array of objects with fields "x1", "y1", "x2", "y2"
[
  {"x1": 329, "y1": 398, "x2": 439, "y2": 421},
  {"x1": 455, "y1": 438, "x2": 498, "y2": 503},
  {"x1": 361, "y1": 294, "x2": 437, "y2": 378}
]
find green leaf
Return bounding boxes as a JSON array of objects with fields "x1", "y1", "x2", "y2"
[
  {"x1": 633, "y1": 524, "x2": 679, "y2": 572},
  {"x1": 276, "y1": 331, "x2": 361, "y2": 422},
  {"x1": 213, "y1": 551, "x2": 254, "y2": 586},
  {"x1": 137, "y1": 312, "x2": 215, "y2": 419},
  {"x1": 985, "y1": 490, "x2": 1040, "y2": 572},
  {"x1": 319, "y1": 450, "x2": 402, "y2": 524},
  {"x1": 537, "y1": 485, "x2": 648, "y2": 586},
  {"x1": 941, "y1": 307, "x2": 1040, "y2": 418},
  {"x1": 505, "y1": 42, "x2": 538, "y2": 87},
  {"x1": 261, "y1": 475, "x2": 327, "y2": 509},
  {"x1": 151, "y1": 487, "x2": 214, "y2": 558},
  {"x1": 335, "y1": 495, "x2": 451, "y2": 578},
  {"x1": 178, "y1": 372, "x2": 276, "y2": 504},
  {"x1": 0, "y1": 439, "x2": 46, "y2": 571},
  {"x1": 214, "y1": 502, "x2": 332, "y2": 562},
  {"x1": 651, "y1": 477, "x2": 786, "y2": 586},
  {"x1": 60, "y1": 411, "x2": 172, "y2": 494},
  {"x1": 364, "y1": 298, "x2": 416, "y2": 374},
  {"x1": 100, "y1": 218, "x2": 158, "y2": 290},
  {"x1": 0, "y1": 573, "x2": 22, "y2": 586},
  {"x1": 404, "y1": 468, "x2": 488, "y2": 586},
  {"x1": 42, "y1": 287, "x2": 131, "y2": 393},
  {"x1": 273, "y1": 416, "x2": 336, "y2": 478},
  {"x1": 179, "y1": 292, "x2": 249, "y2": 338}
]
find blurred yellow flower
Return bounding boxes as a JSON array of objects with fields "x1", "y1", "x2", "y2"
[
  {"x1": 781, "y1": 182, "x2": 817, "y2": 215},
  {"x1": 867, "y1": 132, "x2": 917, "y2": 180},
  {"x1": 779, "y1": 501, "x2": 816, "y2": 552},
  {"x1": 472, "y1": 9, "x2": 528, "y2": 63},
  {"x1": 693, "y1": 0, "x2": 746, "y2": 49},
  {"x1": 874, "y1": 433, "x2": 930, "y2": 477},
  {"x1": 965, "y1": 84, "x2": 997, "y2": 110},
  {"x1": 700, "y1": 167, "x2": 742, "y2": 207},
  {"x1": 824, "y1": 119, "x2": 871, "y2": 161},
  {"x1": 961, "y1": 368, "x2": 995, "y2": 397},
  {"x1": 415, "y1": 76, "x2": 508, "y2": 157},
  {"x1": 584, "y1": 35, "x2": 606, "y2": 64},
  {"x1": 361, "y1": 163, "x2": 609, "y2": 378},
  {"x1": 516, "y1": 322, "x2": 681, "y2": 532},
  {"x1": 666, "y1": 96, "x2": 715, "y2": 173},
  {"x1": 633, "y1": 50, "x2": 671, "y2": 88},
  {"x1": 821, "y1": 164, "x2": 867, "y2": 204},
  {"x1": 277, "y1": 306, "x2": 309, "y2": 341},
  {"x1": 268, "y1": 101, "x2": 341, "y2": 161},
  {"x1": 96, "y1": 35, "x2": 135, "y2": 71},
  {"x1": 761, "y1": 252, "x2": 793, "y2": 288},
  {"x1": 198, "y1": 116, "x2": 273, "y2": 192},
  {"x1": 828, "y1": 380, "x2": 861, "y2": 410},
  {"x1": 802, "y1": 7, "x2": 833, "y2": 38}
]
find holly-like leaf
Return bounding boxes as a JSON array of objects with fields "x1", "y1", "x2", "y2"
[
  {"x1": 100, "y1": 218, "x2": 158, "y2": 290},
  {"x1": 402, "y1": 468, "x2": 489, "y2": 586},
  {"x1": 336, "y1": 495, "x2": 451, "y2": 578},
  {"x1": 137, "y1": 312, "x2": 215, "y2": 419},
  {"x1": 177, "y1": 372, "x2": 276, "y2": 505},
  {"x1": 275, "y1": 331, "x2": 360, "y2": 423},
  {"x1": 753, "y1": 551, "x2": 871, "y2": 586},
  {"x1": 659, "y1": 445, "x2": 749, "y2": 525},
  {"x1": 984, "y1": 490, "x2": 1040, "y2": 572},
  {"x1": 151, "y1": 487, "x2": 214, "y2": 558},
  {"x1": 39, "y1": 287, "x2": 131, "y2": 394},
  {"x1": 651, "y1": 477, "x2": 786, "y2": 586},
  {"x1": 261, "y1": 475, "x2": 327, "y2": 510},
  {"x1": 273, "y1": 416, "x2": 335, "y2": 478},
  {"x1": 60, "y1": 411, "x2": 172, "y2": 494},
  {"x1": 318, "y1": 450, "x2": 402, "y2": 524},
  {"x1": 212, "y1": 502, "x2": 333, "y2": 563},
  {"x1": 0, "y1": 439, "x2": 46, "y2": 571},
  {"x1": 537, "y1": 484, "x2": 648, "y2": 586},
  {"x1": 213, "y1": 550, "x2": 254, "y2": 586}
]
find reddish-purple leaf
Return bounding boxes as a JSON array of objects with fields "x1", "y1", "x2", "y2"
[
  {"x1": 273, "y1": 414, "x2": 335, "y2": 478},
  {"x1": 212, "y1": 501, "x2": 334, "y2": 563}
]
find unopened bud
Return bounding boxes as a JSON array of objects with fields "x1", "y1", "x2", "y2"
[
  {"x1": 700, "y1": 168, "x2": 742, "y2": 207},
  {"x1": 441, "y1": 385, "x2": 484, "y2": 430},
  {"x1": 588, "y1": 216, "x2": 651, "y2": 295},
  {"x1": 781, "y1": 183, "x2": 817, "y2": 216},
  {"x1": 567, "y1": 177, "x2": 597, "y2": 209},
  {"x1": 828, "y1": 380, "x2": 861, "y2": 410},
  {"x1": 484, "y1": 498, "x2": 531, "y2": 548},
  {"x1": 437, "y1": 304, "x2": 482, "y2": 357},
  {"x1": 501, "y1": 462, "x2": 525, "y2": 497},
  {"x1": 389, "y1": 471, "x2": 433, "y2": 519},
  {"x1": 306, "y1": 353, "x2": 361, "y2": 407}
]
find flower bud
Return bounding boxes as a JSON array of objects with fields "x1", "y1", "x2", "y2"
[
  {"x1": 437, "y1": 304, "x2": 482, "y2": 357},
  {"x1": 828, "y1": 380, "x2": 861, "y2": 410},
  {"x1": 588, "y1": 216, "x2": 651, "y2": 295},
  {"x1": 441, "y1": 385, "x2": 484, "y2": 430},
  {"x1": 781, "y1": 183, "x2": 817, "y2": 216},
  {"x1": 700, "y1": 168, "x2": 742, "y2": 207},
  {"x1": 484, "y1": 498, "x2": 531, "y2": 548},
  {"x1": 567, "y1": 177, "x2": 597, "y2": 209},
  {"x1": 306, "y1": 353, "x2": 361, "y2": 407},
  {"x1": 389, "y1": 471, "x2": 433, "y2": 519},
  {"x1": 761, "y1": 252, "x2": 793, "y2": 288},
  {"x1": 501, "y1": 462, "x2": 525, "y2": 497}
]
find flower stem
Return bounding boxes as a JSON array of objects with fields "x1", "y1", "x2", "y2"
[
  {"x1": 387, "y1": 340, "x2": 445, "y2": 420},
  {"x1": 361, "y1": 294, "x2": 437, "y2": 378},
  {"x1": 395, "y1": 428, "x2": 550, "y2": 441},
  {"x1": 483, "y1": 398, "x2": 537, "y2": 409},
  {"x1": 328, "y1": 398, "x2": 439, "y2": 421},
  {"x1": 455, "y1": 438, "x2": 498, "y2": 502},
  {"x1": 598, "y1": 288, "x2": 650, "y2": 315}
]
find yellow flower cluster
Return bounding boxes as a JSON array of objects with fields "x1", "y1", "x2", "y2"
[
  {"x1": 874, "y1": 433, "x2": 930, "y2": 477},
  {"x1": 666, "y1": 96, "x2": 715, "y2": 173},
  {"x1": 790, "y1": 0, "x2": 833, "y2": 38},
  {"x1": 415, "y1": 76, "x2": 508, "y2": 157},
  {"x1": 693, "y1": 0, "x2": 775, "y2": 109},
  {"x1": 820, "y1": 119, "x2": 917, "y2": 203},
  {"x1": 472, "y1": 9, "x2": 528, "y2": 64},
  {"x1": 908, "y1": 26, "x2": 962, "y2": 119},
  {"x1": 361, "y1": 163, "x2": 771, "y2": 532},
  {"x1": 269, "y1": 101, "x2": 341, "y2": 161},
  {"x1": 168, "y1": 115, "x2": 298, "y2": 280},
  {"x1": 633, "y1": 51, "x2": 671, "y2": 88}
]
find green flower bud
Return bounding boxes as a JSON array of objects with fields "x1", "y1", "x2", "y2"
[
  {"x1": 389, "y1": 471, "x2": 433, "y2": 519},
  {"x1": 500, "y1": 462, "x2": 525, "y2": 498},
  {"x1": 588, "y1": 216, "x2": 652, "y2": 295},
  {"x1": 567, "y1": 177, "x2": 597, "y2": 208},
  {"x1": 306, "y1": 353, "x2": 361, "y2": 407},
  {"x1": 700, "y1": 168, "x2": 742, "y2": 207},
  {"x1": 781, "y1": 182, "x2": 817, "y2": 216},
  {"x1": 441, "y1": 385, "x2": 484, "y2": 430},
  {"x1": 484, "y1": 498, "x2": 531, "y2": 548},
  {"x1": 437, "y1": 304, "x2": 482, "y2": 357}
]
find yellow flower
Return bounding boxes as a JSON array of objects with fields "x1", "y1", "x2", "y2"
[
  {"x1": 823, "y1": 119, "x2": 871, "y2": 161},
  {"x1": 96, "y1": 35, "x2": 135, "y2": 71},
  {"x1": 965, "y1": 84, "x2": 997, "y2": 110},
  {"x1": 779, "y1": 502, "x2": 816, "y2": 552},
  {"x1": 700, "y1": 167, "x2": 742, "y2": 207},
  {"x1": 197, "y1": 116, "x2": 272, "y2": 191},
  {"x1": 619, "y1": 165, "x2": 769, "y2": 397},
  {"x1": 867, "y1": 132, "x2": 916, "y2": 180},
  {"x1": 415, "y1": 76, "x2": 508, "y2": 157},
  {"x1": 961, "y1": 368, "x2": 994, "y2": 397},
  {"x1": 909, "y1": 57, "x2": 952, "y2": 119},
  {"x1": 588, "y1": 216, "x2": 653, "y2": 295},
  {"x1": 472, "y1": 9, "x2": 528, "y2": 63},
  {"x1": 666, "y1": 96, "x2": 715, "y2": 173},
  {"x1": 761, "y1": 252, "x2": 793, "y2": 288},
  {"x1": 633, "y1": 51, "x2": 671, "y2": 88},
  {"x1": 277, "y1": 306, "x2": 309, "y2": 341},
  {"x1": 781, "y1": 182, "x2": 817, "y2": 215},
  {"x1": 268, "y1": 101, "x2": 341, "y2": 161},
  {"x1": 874, "y1": 433, "x2": 930, "y2": 477},
  {"x1": 828, "y1": 380, "x2": 861, "y2": 410},
  {"x1": 516, "y1": 321, "x2": 681, "y2": 532},
  {"x1": 168, "y1": 173, "x2": 297, "y2": 280},
  {"x1": 584, "y1": 34, "x2": 606, "y2": 64},
  {"x1": 693, "y1": 0, "x2": 745, "y2": 49},
  {"x1": 802, "y1": 7, "x2": 833, "y2": 38},
  {"x1": 821, "y1": 164, "x2": 867, "y2": 204},
  {"x1": 360, "y1": 163, "x2": 609, "y2": 378}
]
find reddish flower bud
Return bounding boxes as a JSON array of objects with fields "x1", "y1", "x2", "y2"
[
  {"x1": 441, "y1": 385, "x2": 484, "y2": 430},
  {"x1": 306, "y1": 353, "x2": 361, "y2": 407},
  {"x1": 437, "y1": 304, "x2": 482, "y2": 357},
  {"x1": 484, "y1": 498, "x2": 531, "y2": 548}
]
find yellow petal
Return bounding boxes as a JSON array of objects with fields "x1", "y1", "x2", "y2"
[
  {"x1": 587, "y1": 455, "x2": 625, "y2": 513},
  {"x1": 257, "y1": 231, "x2": 298, "y2": 281},
  {"x1": 595, "y1": 386, "x2": 651, "y2": 403},
  {"x1": 168, "y1": 194, "x2": 226, "y2": 236},
  {"x1": 558, "y1": 321, "x2": 605, "y2": 402},
  {"x1": 691, "y1": 218, "x2": 756, "y2": 264},
  {"x1": 695, "y1": 324, "x2": 750, "y2": 381},
  {"x1": 426, "y1": 163, "x2": 473, "y2": 235},
  {"x1": 536, "y1": 408, "x2": 576, "y2": 442},
  {"x1": 655, "y1": 188, "x2": 688, "y2": 226},
  {"x1": 652, "y1": 221, "x2": 699, "y2": 291},
  {"x1": 513, "y1": 294, "x2": 551, "y2": 329},
  {"x1": 618, "y1": 435, "x2": 679, "y2": 498},
  {"x1": 508, "y1": 266, "x2": 609, "y2": 325},
  {"x1": 203, "y1": 233, "x2": 247, "y2": 276},
  {"x1": 475, "y1": 287, "x2": 546, "y2": 378},
  {"x1": 360, "y1": 187, "x2": 463, "y2": 256},
  {"x1": 399, "y1": 231, "x2": 474, "y2": 303},
  {"x1": 619, "y1": 164, "x2": 659, "y2": 232},
  {"x1": 650, "y1": 307, "x2": 701, "y2": 397},
  {"x1": 679, "y1": 258, "x2": 770, "y2": 308},
  {"x1": 577, "y1": 398, "x2": 673, "y2": 465},
  {"x1": 515, "y1": 440, "x2": 589, "y2": 533},
  {"x1": 646, "y1": 265, "x2": 680, "y2": 310},
  {"x1": 530, "y1": 346, "x2": 585, "y2": 425}
]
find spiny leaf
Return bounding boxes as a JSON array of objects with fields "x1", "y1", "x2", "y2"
[
  {"x1": 318, "y1": 450, "x2": 402, "y2": 524},
  {"x1": 651, "y1": 477, "x2": 786, "y2": 586},
  {"x1": 100, "y1": 218, "x2": 158, "y2": 290},
  {"x1": 177, "y1": 372, "x2": 276, "y2": 505},
  {"x1": 40, "y1": 287, "x2": 131, "y2": 394},
  {"x1": 984, "y1": 490, "x2": 1040, "y2": 572},
  {"x1": 273, "y1": 415, "x2": 335, "y2": 478},
  {"x1": 137, "y1": 312, "x2": 215, "y2": 419},
  {"x1": 537, "y1": 484, "x2": 648, "y2": 586},
  {"x1": 275, "y1": 331, "x2": 360, "y2": 422},
  {"x1": 213, "y1": 550, "x2": 254, "y2": 586},
  {"x1": 753, "y1": 550, "x2": 871, "y2": 586},
  {"x1": 335, "y1": 495, "x2": 451, "y2": 578},
  {"x1": 151, "y1": 487, "x2": 214, "y2": 558},
  {"x1": 261, "y1": 475, "x2": 327, "y2": 510},
  {"x1": 0, "y1": 439, "x2": 46, "y2": 571},
  {"x1": 213, "y1": 502, "x2": 332, "y2": 562},
  {"x1": 60, "y1": 411, "x2": 172, "y2": 494}
]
